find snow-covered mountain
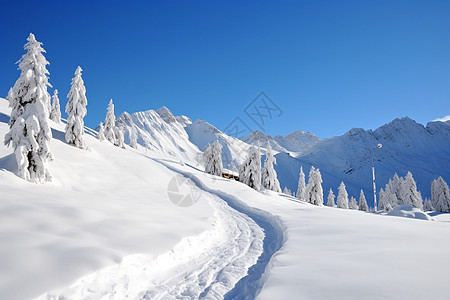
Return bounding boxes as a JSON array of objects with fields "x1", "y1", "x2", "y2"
[
  {"x1": 116, "y1": 107, "x2": 202, "y2": 164},
  {"x1": 242, "y1": 129, "x2": 319, "y2": 154},
  {"x1": 276, "y1": 117, "x2": 450, "y2": 204},
  {"x1": 116, "y1": 106, "x2": 450, "y2": 205}
]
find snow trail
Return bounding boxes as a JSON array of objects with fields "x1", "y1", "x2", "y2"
[{"x1": 154, "y1": 159, "x2": 286, "y2": 299}]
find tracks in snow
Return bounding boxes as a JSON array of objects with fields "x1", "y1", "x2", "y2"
[{"x1": 36, "y1": 159, "x2": 285, "y2": 300}]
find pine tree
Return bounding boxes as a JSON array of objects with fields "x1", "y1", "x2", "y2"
[
  {"x1": 97, "y1": 122, "x2": 106, "y2": 141},
  {"x1": 204, "y1": 140, "x2": 223, "y2": 176},
  {"x1": 239, "y1": 146, "x2": 261, "y2": 190},
  {"x1": 423, "y1": 198, "x2": 434, "y2": 211},
  {"x1": 65, "y1": 66, "x2": 88, "y2": 149},
  {"x1": 129, "y1": 128, "x2": 138, "y2": 149},
  {"x1": 283, "y1": 186, "x2": 292, "y2": 196},
  {"x1": 359, "y1": 189, "x2": 369, "y2": 212},
  {"x1": 115, "y1": 127, "x2": 125, "y2": 148},
  {"x1": 296, "y1": 166, "x2": 306, "y2": 201},
  {"x1": 327, "y1": 188, "x2": 336, "y2": 207},
  {"x1": 262, "y1": 143, "x2": 281, "y2": 192},
  {"x1": 305, "y1": 166, "x2": 324, "y2": 206},
  {"x1": 49, "y1": 89, "x2": 61, "y2": 123},
  {"x1": 104, "y1": 99, "x2": 117, "y2": 145},
  {"x1": 431, "y1": 177, "x2": 450, "y2": 213},
  {"x1": 337, "y1": 181, "x2": 349, "y2": 209},
  {"x1": 400, "y1": 171, "x2": 423, "y2": 210},
  {"x1": 349, "y1": 196, "x2": 358, "y2": 210},
  {"x1": 4, "y1": 33, "x2": 53, "y2": 182}
]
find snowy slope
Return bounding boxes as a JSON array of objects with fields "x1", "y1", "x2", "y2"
[
  {"x1": 276, "y1": 117, "x2": 450, "y2": 205},
  {"x1": 0, "y1": 98, "x2": 215, "y2": 299},
  {"x1": 2, "y1": 96, "x2": 450, "y2": 300}
]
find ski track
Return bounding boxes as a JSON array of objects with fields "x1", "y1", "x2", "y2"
[{"x1": 35, "y1": 158, "x2": 285, "y2": 300}]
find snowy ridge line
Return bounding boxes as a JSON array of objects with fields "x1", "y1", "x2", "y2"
[
  {"x1": 152, "y1": 158, "x2": 287, "y2": 300},
  {"x1": 34, "y1": 190, "x2": 264, "y2": 300}
]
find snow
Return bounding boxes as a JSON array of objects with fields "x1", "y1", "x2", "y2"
[
  {"x1": 387, "y1": 204, "x2": 435, "y2": 221},
  {"x1": 1, "y1": 96, "x2": 450, "y2": 299}
]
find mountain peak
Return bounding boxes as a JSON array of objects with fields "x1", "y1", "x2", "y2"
[{"x1": 156, "y1": 106, "x2": 176, "y2": 123}]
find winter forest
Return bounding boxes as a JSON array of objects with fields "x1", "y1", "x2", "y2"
[{"x1": 1, "y1": 31, "x2": 450, "y2": 300}]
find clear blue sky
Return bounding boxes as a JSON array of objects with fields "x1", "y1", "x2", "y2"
[{"x1": 1, "y1": 0, "x2": 449, "y2": 139}]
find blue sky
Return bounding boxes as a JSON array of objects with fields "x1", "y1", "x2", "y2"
[{"x1": 1, "y1": 0, "x2": 449, "y2": 139}]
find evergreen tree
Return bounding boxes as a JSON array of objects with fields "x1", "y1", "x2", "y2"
[
  {"x1": 283, "y1": 186, "x2": 292, "y2": 196},
  {"x1": 65, "y1": 66, "x2": 88, "y2": 149},
  {"x1": 204, "y1": 140, "x2": 223, "y2": 176},
  {"x1": 431, "y1": 177, "x2": 450, "y2": 212},
  {"x1": 423, "y1": 198, "x2": 434, "y2": 211},
  {"x1": 4, "y1": 33, "x2": 53, "y2": 183},
  {"x1": 337, "y1": 181, "x2": 349, "y2": 209},
  {"x1": 359, "y1": 189, "x2": 369, "y2": 212},
  {"x1": 239, "y1": 146, "x2": 262, "y2": 190},
  {"x1": 129, "y1": 128, "x2": 138, "y2": 149},
  {"x1": 349, "y1": 196, "x2": 358, "y2": 210},
  {"x1": 400, "y1": 171, "x2": 423, "y2": 210},
  {"x1": 104, "y1": 99, "x2": 117, "y2": 145},
  {"x1": 115, "y1": 127, "x2": 125, "y2": 148},
  {"x1": 296, "y1": 166, "x2": 306, "y2": 201},
  {"x1": 327, "y1": 188, "x2": 336, "y2": 207},
  {"x1": 305, "y1": 166, "x2": 324, "y2": 206},
  {"x1": 262, "y1": 143, "x2": 281, "y2": 192},
  {"x1": 97, "y1": 122, "x2": 105, "y2": 141},
  {"x1": 49, "y1": 89, "x2": 61, "y2": 123}
]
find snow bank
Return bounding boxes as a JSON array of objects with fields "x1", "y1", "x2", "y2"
[{"x1": 387, "y1": 204, "x2": 435, "y2": 221}]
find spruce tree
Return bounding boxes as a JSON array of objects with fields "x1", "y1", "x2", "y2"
[
  {"x1": 400, "y1": 171, "x2": 423, "y2": 210},
  {"x1": 431, "y1": 177, "x2": 450, "y2": 212},
  {"x1": 327, "y1": 188, "x2": 336, "y2": 207},
  {"x1": 305, "y1": 166, "x2": 324, "y2": 206},
  {"x1": 97, "y1": 122, "x2": 106, "y2": 141},
  {"x1": 359, "y1": 189, "x2": 369, "y2": 212},
  {"x1": 296, "y1": 166, "x2": 306, "y2": 201},
  {"x1": 423, "y1": 198, "x2": 434, "y2": 211},
  {"x1": 104, "y1": 99, "x2": 117, "y2": 145},
  {"x1": 262, "y1": 143, "x2": 281, "y2": 192},
  {"x1": 204, "y1": 140, "x2": 223, "y2": 176},
  {"x1": 337, "y1": 181, "x2": 349, "y2": 209},
  {"x1": 65, "y1": 66, "x2": 88, "y2": 149},
  {"x1": 239, "y1": 146, "x2": 261, "y2": 190},
  {"x1": 4, "y1": 33, "x2": 53, "y2": 183},
  {"x1": 50, "y1": 89, "x2": 61, "y2": 123}
]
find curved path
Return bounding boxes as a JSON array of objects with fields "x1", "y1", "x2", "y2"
[{"x1": 36, "y1": 159, "x2": 285, "y2": 300}]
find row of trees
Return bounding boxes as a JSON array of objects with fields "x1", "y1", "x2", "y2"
[
  {"x1": 4, "y1": 34, "x2": 128, "y2": 183},
  {"x1": 203, "y1": 141, "x2": 450, "y2": 213}
]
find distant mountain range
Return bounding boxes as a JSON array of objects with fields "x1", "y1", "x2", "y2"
[{"x1": 117, "y1": 106, "x2": 450, "y2": 206}]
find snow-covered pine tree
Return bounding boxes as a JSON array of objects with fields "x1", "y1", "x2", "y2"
[
  {"x1": 204, "y1": 140, "x2": 223, "y2": 176},
  {"x1": 327, "y1": 188, "x2": 336, "y2": 207},
  {"x1": 129, "y1": 128, "x2": 138, "y2": 149},
  {"x1": 349, "y1": 196, "x2": 358, "y2": 210},
  {"x1": 97, "y1": 122, "x2": 106, "y2": 141},
  {"x1": 262, "y1": 143, "x2": 281, "y2": 192},
  {"x1": 65, "y1": 66, "x2": 88, "y2": 149},
  {"x1": 337, "y1": 181, "x2": 349, "y2": 209},
  {"x1": 49, "y1": 89, "x2": 61, "y2": 123},
  {"x1": 296, "y1": 166, "x2": 306, "y2": 201},
  {"x1": 305, "y1": 166, "x2": 324, "y2": 206},
  {"x1": 359, "y1": 189, "x2": 369, "y2": 212},
  {"x1": 115, "y1": 127, "x2": 125, "y2": 148},
  {"x1": 400, "y1": 171, "x2": 423, "y2": 210},
  {"x1": 431, "y1": 177, "x2": 450, "y2": 213},
  {"x1": 283, "y1": 187, "x2": 292, "y2": 196},
  {"x1": 104, "y1": 99, "x2": 117, "y2": 145},
  {"x1": 423, "y1": 198, "x2": 434, "y2": 211},
  {"x1": 239, "y1": 146, "x2": 261, "y2": 190},
  {"x1": 4, "y1": 33, "x2": 53, "y2": 182}
]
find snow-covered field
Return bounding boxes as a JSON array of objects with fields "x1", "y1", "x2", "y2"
[{"x1": 1, "y1": 97, "x2": 450, "y2": 299}]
